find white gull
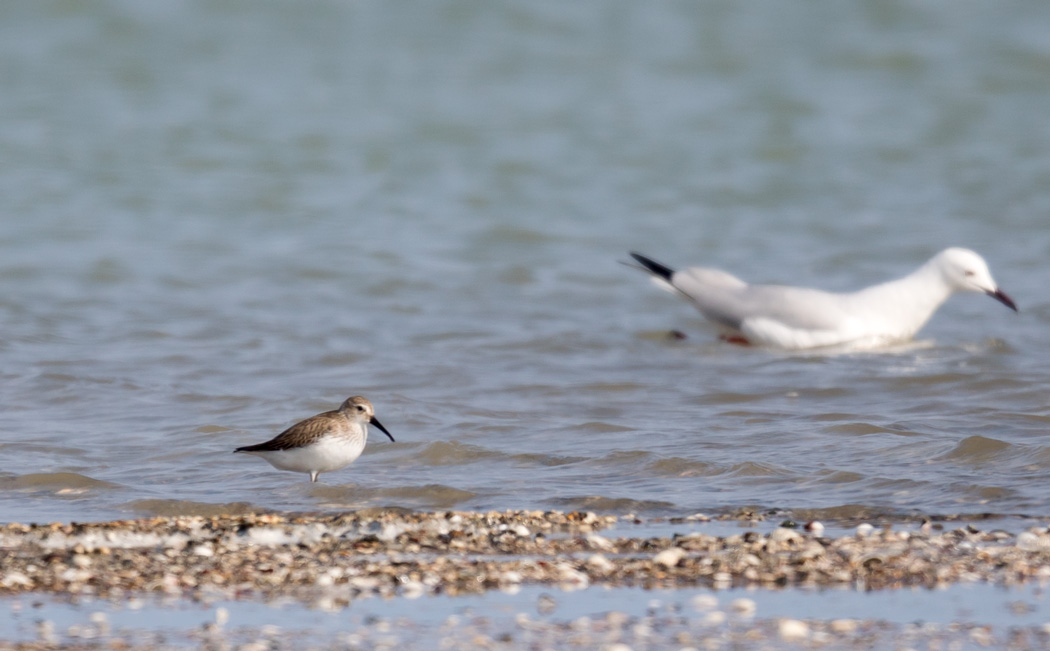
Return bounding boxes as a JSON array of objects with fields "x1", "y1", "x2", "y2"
[{"x1": 629, "y1": 248, "x2": 1017, "y2": 350}]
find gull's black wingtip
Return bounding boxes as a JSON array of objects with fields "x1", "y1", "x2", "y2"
[{"x1": 629, "y1": 252, "x2": 676, "y2": 281}]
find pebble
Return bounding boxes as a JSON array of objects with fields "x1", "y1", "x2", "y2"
[
  {"x1": 778, "y1": 618, "x2": 809, "y2": 641},
  {"x1": 829, "y1": 618, "x2": 858, "y2": 633},
  {"x1": 653, "y1": 547, "x2": 685, "y2": 568},
  {"x1": 691, "y1": 594, "x2": 719, "y2": 612},
  {"x1": 729, "y1": 598, "x2": 756, "y2": 617},
  {"x1": 556, "y1": 563, "x2": 590, "y2": 588},
  {"x1": 585, "y1": 533, "x2": 615, "y2": 550},
  {"x1": 586, "y1": 554, "x2": 614, "y2": 573},
  {"x1": 700, "y1": 611, "x2": 726, "y2": 627},
  {"x1": 970, "y1": 626, "x2": 994, "y2": 646},
  {"x1": 1015, "y1": 531, "x2": 1050, "y2": 552},
  {"x1": 769, "y1": 528, "x2": 802, "y2": 544},
  {"x1": 536, "y1": 593, "x2": 557, "y2": 615},
  {"x1": 2, "y1": 571, "x2": 32, "y2": 588}
]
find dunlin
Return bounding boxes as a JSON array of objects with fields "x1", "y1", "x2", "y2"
[{"x1": 235, "y1": 396, "x2": 394, "y2": 483}]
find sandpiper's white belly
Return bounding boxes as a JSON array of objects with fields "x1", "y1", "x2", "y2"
[{"x1": 246, "y1": 435, "x2": 366, "y2": 474}]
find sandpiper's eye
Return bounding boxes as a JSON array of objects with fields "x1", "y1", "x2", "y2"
[{"x1": 356, "y1": 405, "x2": 365, "y2": 412}]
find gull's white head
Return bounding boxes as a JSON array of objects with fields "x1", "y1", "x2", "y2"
[{"x1": 934, "y1": 248, "x2": 1017, "y2": 311}]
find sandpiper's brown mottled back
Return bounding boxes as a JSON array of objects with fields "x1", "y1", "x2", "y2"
[{"x1": 235, "y1": 396, "x2": 394, "y2": 483}]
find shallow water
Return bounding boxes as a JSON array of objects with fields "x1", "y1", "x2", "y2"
[
  {"x1": 2, "y1": 0, "x2": 1050, "y2": 525},
  {"x1": 4, "y1": 582, "x2": 1050, "y2": 648}
]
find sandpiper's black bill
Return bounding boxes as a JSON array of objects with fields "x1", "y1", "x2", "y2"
[
  {"x1": 370, "y1": 417, "x2": 395, "y2": 442},
  {"x1": 987, "y1": 288, "x2": 1018, "y2": 312}
]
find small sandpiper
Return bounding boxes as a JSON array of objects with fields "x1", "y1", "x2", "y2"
[{"x1": 234, "y1": 396, "x2": 394, "y2": 483}]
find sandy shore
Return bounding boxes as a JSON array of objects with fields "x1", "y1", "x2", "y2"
[{"x1": 2, "y1": 509, "x2": 1050, "y2": 648}]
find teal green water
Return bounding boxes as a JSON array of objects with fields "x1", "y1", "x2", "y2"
[{"x1": 2, "y1": 0, "x2": 1050, "y2": 523}]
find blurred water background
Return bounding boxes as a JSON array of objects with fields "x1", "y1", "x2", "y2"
[{"x1": 2, "y1": 0, "x2": 1050, "y2": 525}]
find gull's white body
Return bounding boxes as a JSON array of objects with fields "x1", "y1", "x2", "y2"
[{"x1": 632, "y1": 248, "x2": 1016, "y2": 350}]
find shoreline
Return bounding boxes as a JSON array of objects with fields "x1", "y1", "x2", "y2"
[
  {"x1": 3, "y1": 509, "x2": 1050, "y2": 600},
  {"x1": 3, "y1": 509, "x2": 1050, "y2": 649}
]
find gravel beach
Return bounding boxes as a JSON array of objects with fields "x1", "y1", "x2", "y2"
[{"x1": 2, "y1": 509, "x2": 1050, "y2": 648}]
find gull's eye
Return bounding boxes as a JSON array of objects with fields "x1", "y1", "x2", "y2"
[{"x1": 964, "y1": 270, "x2": 975, "y2": 277}]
